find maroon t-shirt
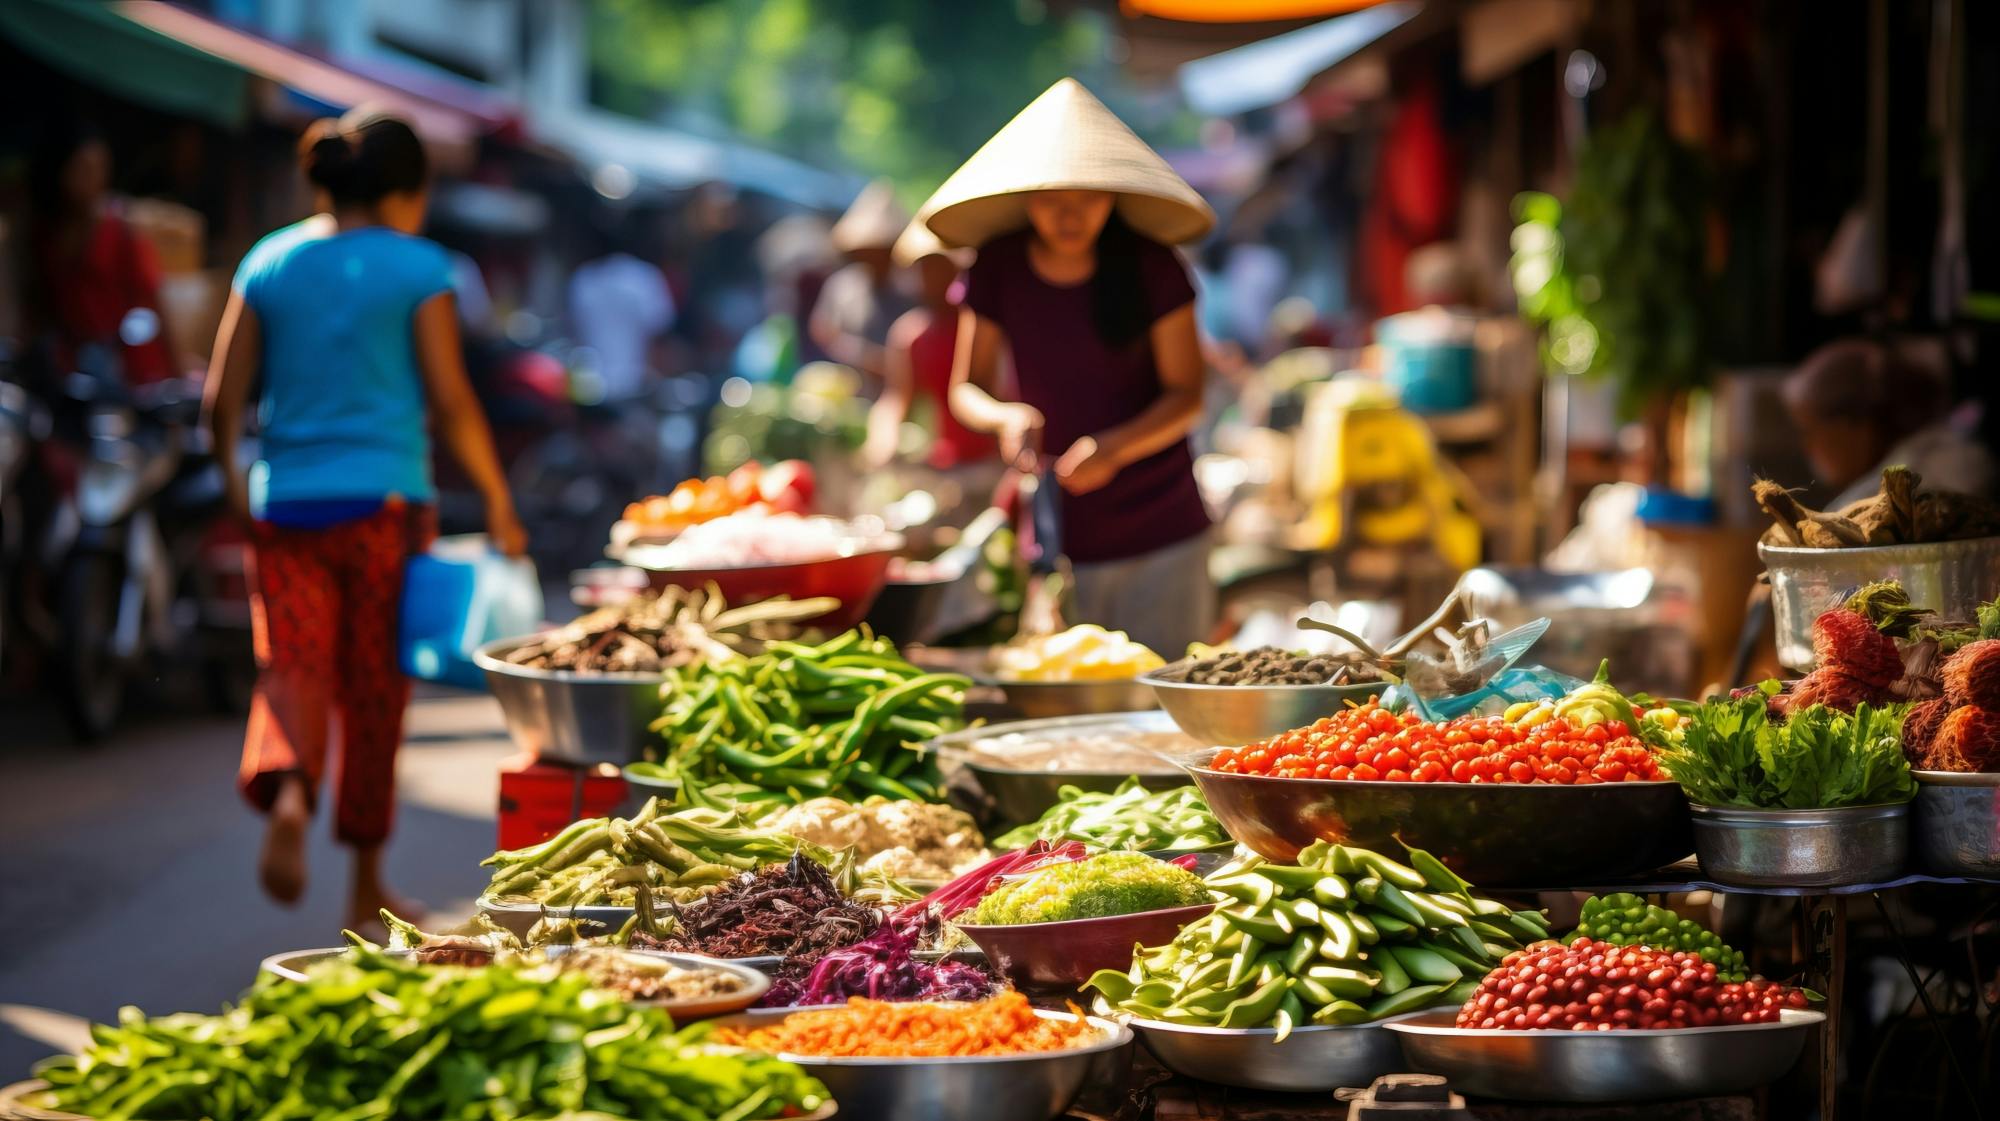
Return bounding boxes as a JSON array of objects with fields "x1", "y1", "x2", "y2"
[{"x1": 963, "y1": 230, "x2": 1210, "y2": 564}]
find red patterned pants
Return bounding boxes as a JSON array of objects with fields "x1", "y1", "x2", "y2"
[{"x1": 238, "y1": 502, "x2": 434, "y2": 846}]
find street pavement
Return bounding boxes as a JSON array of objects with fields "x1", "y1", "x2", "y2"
[{"x1": 0, "y1": 688, "x2": 514, "y2": 1077}]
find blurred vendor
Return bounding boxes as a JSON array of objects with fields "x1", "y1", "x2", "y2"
[
  {"x1": 1784, "y1": 338, "x2": 1994, "y2": 506},
  {"x1": 809, "y1": 179, "x2": 914, "y2": 384},
  {"x1": 863, "y1": 220, "x2": 996, "y2": 472},
  {"x1": 922, "y1": 79, "x2": 1215, "y2": 656}
]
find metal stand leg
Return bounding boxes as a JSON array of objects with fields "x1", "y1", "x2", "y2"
[{"x1": 1802, "y1": 895, "x2": 1843, "y2": 1121}]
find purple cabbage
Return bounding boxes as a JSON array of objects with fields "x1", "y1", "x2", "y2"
[{"x1": 758, "y1": 910, "x2": 996, "y2": 1007}]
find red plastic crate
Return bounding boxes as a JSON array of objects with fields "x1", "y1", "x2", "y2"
[{"x1": 496, "y1": 753, "x2": 627, "y2": 851}]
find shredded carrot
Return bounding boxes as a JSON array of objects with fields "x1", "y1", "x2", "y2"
[{"x1": 712, "y1": 993, "x2": 1099, "y2": 1057}]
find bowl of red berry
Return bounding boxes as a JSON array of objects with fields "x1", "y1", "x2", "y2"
[
  {"x1": 1182, "y1": 703, "x2": 1692, "y2": 886},
  {"x1": 1386, "y1": 938, "x2": 1821, "y2": 1102}
]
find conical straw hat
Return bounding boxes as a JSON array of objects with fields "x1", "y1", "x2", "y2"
[
  {"x1": 892, "y1": 216, "x2": 974, "y2": 268},
  {"x1": 918, "y1": 78, "x2": 1214, "y2": 249},
  {"x1": 831, "y1": 179, "x2": 910, "y2": 252}
]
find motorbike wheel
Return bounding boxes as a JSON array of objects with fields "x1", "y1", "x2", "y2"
[{"x1": 56, "y1": 552, "x2": 127, "y2": 741}]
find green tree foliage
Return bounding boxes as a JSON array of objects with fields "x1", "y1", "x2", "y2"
[{"x1": 588, "y1": 0, "x2": 1131, "y2": 200}]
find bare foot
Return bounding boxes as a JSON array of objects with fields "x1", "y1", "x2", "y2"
[
  {"x1": 258, "y1": 778, "x2": 310, "y2": 906},
  {"x1": 348, "y1": 845, "x2": 426, "y2": 935}
]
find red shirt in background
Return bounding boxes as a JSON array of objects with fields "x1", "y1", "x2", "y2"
[
  {"x1": 962, "y1": 229, "x2": 1210, "y2": 565},
  {"x1": 898, "y1": 304, "x2": 996, "y2": 470},
  {"x1": 37, "y1": 209, "x2": 175, "y2": 384}
]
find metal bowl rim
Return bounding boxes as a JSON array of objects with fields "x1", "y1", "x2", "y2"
[
  {"x1": 1687, "y1": 801, "x2": 1912, "y2": 820},
  {"x1": 929, "y1": 709, "x2": 1182, "y2": 744},
  {"x1": 724, "y1": 1007, "x2": 1132, "y2": 1066},
  {"x1": 1139, "y1": 669, "x2": 1394, "y2": 694},
  {"x1": 1122, "y1": 1008, "x2": 1434, "y2": 1037},
  {"x1": 1757, "y1": 536, "x2": 2000, "y2": 559},
  {"x1": 1386, "y1": 1007, "x2": 1826, "y2": 1039},
  {"x1": 257, "y1": 945, "x2": 771, "y2": 1005},
  {"x1": 474, "y1": 636, "x2": 673, "y2": 683},
  {"x1": 961, "y1": 759, "x2": 1188, "y2": 781},
  {"x1": 1913, "y1": 769, "x2": 2000, "y2": 788},
  {"x1": 952, "y1": 901, "x2": 1216, "y2": 937}
]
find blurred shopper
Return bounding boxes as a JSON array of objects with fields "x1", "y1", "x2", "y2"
[
  {"x1": 568, "y1": 215, "x2": 675, "y2": 404},
  {"x1": 1784, "y1": 337, "x2": 1994, "y2": 505},
  {"x1": 203, "y1": 110, "x2": 526, "y2": 934},
  {"x1": 810, "y1": 180, "x2": 914, "y2": 383},
  {"x1": 862, "y1": 221, "x2": 994, "y2": 471},
  {"x1": 26, "y1": 119, "x2": 178, "y2": 384},
  {"x1": 925, "y1": 79, "x2": 1216, "y2": 655}
]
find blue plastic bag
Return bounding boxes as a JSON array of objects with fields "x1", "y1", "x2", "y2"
[
  {"x1": 400, "y1": 535, "x2": 543, "y2": 690},
  {"x1": 1383, "y1": 665, "x2": 1587, "y2": 722}
]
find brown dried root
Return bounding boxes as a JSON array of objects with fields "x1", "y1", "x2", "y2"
[{"x1": 1754, "y1": 478, "x2": 1869, "y2": 548}]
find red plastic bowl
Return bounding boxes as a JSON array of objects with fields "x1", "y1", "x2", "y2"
[
  {"x1": 632, "y1": 541, "x2": 901, "y2": 631},
  {"x1": 956, "y1": 903, "x2": 1215, "y2": 995}
]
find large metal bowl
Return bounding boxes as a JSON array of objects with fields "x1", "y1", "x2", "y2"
[
  {"x1": 257, "y1": 946, "x2": 768, "y2": 1019},
  {"x1": 475, "y1": 893, "x2": 637, "y2": 939},
  {"x1": 1127, "y1": 1016, "x2": 1411, "y2": 1092},
  {"x1": 1688, "y1": 802, "x2": 1908, "y2": 887},
  {"x1": 1913, "y1": 771, "x2": 2000, "y2": 876},
  {"x1": 931, "y1": 711, "x2": 1198, "y2": 827},
  {"x1": 1141, "y1": 671, "x2": 1389, "y2": 746},
  {"x1": 475, "y1": 638, "x2": 664, "y2": 765},
  {"x1": 1388, "y1": 1008, "x2": 1826, "y2": 1102},
  {"x1": 1760, "y1": 537, "x2": 2000, "y2": 672},
  {"x1": 910, "y1": 646, "x2": 1160, "y2": 718},
  {"x1": 1185, "y1": 756, "x2": 1692, "y2": 886},
  {"x1": 709, "y1": 1006, "x2": 1131, "y2": 1121}
]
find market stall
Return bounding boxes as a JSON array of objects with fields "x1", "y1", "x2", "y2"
[{"x1": 8, "y1": 474, "x2": 1999, "y2": 1121}]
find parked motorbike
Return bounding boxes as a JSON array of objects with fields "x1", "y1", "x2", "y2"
[
  {"x1": 0, "y1": 340, "x2": 52, "y2": 671},
  {"x1": 43, "y1": 310, "x2": 252, "y2": 740}
]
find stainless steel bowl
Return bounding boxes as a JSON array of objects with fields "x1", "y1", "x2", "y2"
[
  {"x1": 1141, "y1": 671, "x2": 1389, "y2": 746},
  {"x1": 931, "y1": 710, "x2": 1198, "y2": 827},
  {"x1": 258, "y1": 946, "x2": 768, "y2": 1018},
  {"x1": 475, "y1": 894, "x2": 636, "y2": 939},
  {"x1": 1760, "y1": 537, "x2": 2000, "y2": 672},
  {"x1": 1185, "y1": 755, "x2": 1691, "y2": 887},
  {"x1": 1388, "y1": 1009, "x2": 1825, "y2": 1102},
  {"x1": 1127, "y1": 1016, "x2": 1409, "y2": 1092},
  {"x1": 1912, "y1": 771, "x2": 2000, "y2": 876},
  {"x1": 475, "y1": 637, "x2": 664, "y2": 765},
  {"x1": 993, "y1": 677, "x2": 1161, "y2": 719},
  {"x1": 709, "y1": 1006, "x2": 1131, "y2": 1121},
  {"x1": 1688, "y1": 802, "x2": 1908, "y2": 887}
]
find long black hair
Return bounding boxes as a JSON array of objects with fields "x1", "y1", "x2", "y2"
[
  {"x1": 1091, "y1": 208, "x2": 1151, "y2": 349},
  {"x1": 299, "y1": 109, "x2": 427, "y2": 207}
]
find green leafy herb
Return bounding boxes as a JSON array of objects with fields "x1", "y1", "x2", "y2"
[{"x1": 1653, "y1": 687, "x2": 1916, "y2": 809}]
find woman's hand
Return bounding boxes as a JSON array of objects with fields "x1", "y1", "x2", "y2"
[
  {"x1": 486, "y1": 498, "x2": 529, "y2": 558},
  {"x1": 1054, "y1": 434, "x2": 1123, "y2": 495},
  {"x1": 997, "y1": 403, "x2": 1046, "y2": 469}
]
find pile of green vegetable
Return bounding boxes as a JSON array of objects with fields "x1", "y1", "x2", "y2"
[
  {"x1": 32, "y1": 949, "x2": 827, "y2": 1121},
  {"x1": 1569, "y1": 893, "x2": 1748, "y2": 981},
  {"x1": 1088, "y1": 842, "x2": 1550, "y2": 1039},
  {"x1": 1649, "y1": 685, "x2": 1916, "y2": 809},
  {"x1": 994, "y1": 779, "x2": 1225, "y2": 853},
  {"x1": 650, "y1": 630, "x2": 967, "y2": 804},
  {"x1": 482, "y1": 797, "x2": 828, "y2": 906},
  {"x1": 965, "y1": 852, "x2": 1207, "y2": 925}
]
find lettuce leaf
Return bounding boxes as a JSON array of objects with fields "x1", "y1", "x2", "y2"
[{"x1": 1656, "y1": 688, "x2": 1915, "y2": 809}]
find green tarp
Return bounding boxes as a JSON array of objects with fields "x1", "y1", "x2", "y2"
[{"x1": 0, "y1": 0, "x2": 247, "y2": 128}]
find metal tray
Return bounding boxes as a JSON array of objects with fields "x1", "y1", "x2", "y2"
[
  {"x1": 1183, "y1": 752, "x2": 1693, "y2": 886},
  {"x1": 1387, "y1": 1008, "x2": 1825, "y2": 1102},
  {"x1": 911, "y1": 647, "x2": 1160, "y2": 719},
  {"x1": 707, "y1": 1005, "x2": 1131, "y2": 1121},
  {"x1": 931, "y1": 710, "x2": 1197, "y2": 826}
]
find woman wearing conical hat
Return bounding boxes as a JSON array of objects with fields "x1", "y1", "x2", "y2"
[
  {"x1": 922, "y1": 79, "x2": 1216, "y2": 655},
  {"x1": 810, "y1": 178, "x2": 915, "y2": 382}
]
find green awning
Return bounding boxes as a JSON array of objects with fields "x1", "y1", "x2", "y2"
[{"x1": 0, "y1": 0, "x2": 247, "y2": 128}]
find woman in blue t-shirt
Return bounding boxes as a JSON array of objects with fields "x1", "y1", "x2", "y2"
[{"x1": 204, "y1": 110, "x2": 524, "y2": 933}]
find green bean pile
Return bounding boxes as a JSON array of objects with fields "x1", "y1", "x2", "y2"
[
  {"x1": 33, "y1": 949, "x2": 827, "y2": 1121},
  {"x1": 995, "y1": 778, "x2": 1227, "y2": 852},
  {"x1": 482, "y1": 798, "x2": 828, "y2": 906},
  {"x1": 650, "y1": 630, "x2": 967, "y2": 804}
]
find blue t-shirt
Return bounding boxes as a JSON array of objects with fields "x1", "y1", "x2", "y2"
[{"x1": 233, "y1": 220, "x2": 450, "y2": 511}]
